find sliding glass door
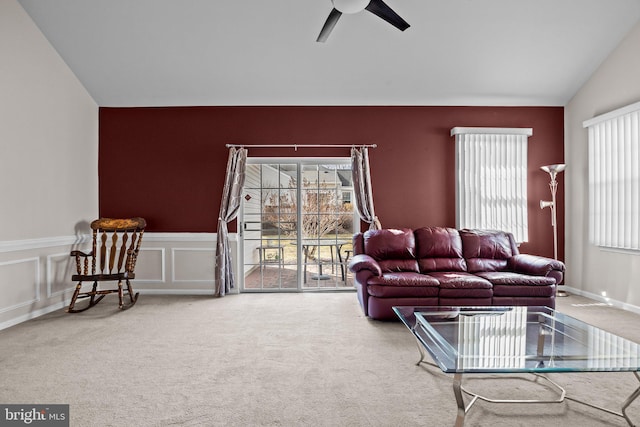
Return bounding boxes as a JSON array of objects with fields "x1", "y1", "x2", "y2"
[{"x1": 240, "y1": 158, "x2": 357, "y2": 291}]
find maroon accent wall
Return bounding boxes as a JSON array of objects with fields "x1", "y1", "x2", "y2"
[{"x1": 99, "y1": 106, "x2": 565, "y2": 259}]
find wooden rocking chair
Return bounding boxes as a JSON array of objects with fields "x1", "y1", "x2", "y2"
[{"x1": 67, "y1": 217, "x2": 146, "y2": 313}]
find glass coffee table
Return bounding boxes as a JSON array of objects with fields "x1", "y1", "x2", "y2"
[{"x1": 393, "y1": 306, "x2": 640, "y2": 426}]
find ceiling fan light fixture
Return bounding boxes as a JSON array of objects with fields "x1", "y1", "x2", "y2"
[
  {"x1": 317, "y1": 0, "x2": 409, "y2": 42},
  {"x1": 332, "y1": 0, "x2": 370, "y2": 14}
]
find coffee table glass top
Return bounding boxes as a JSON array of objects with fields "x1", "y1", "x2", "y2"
[{"x1": 393, "y1": 306, "x2": 640, "y2": 374}]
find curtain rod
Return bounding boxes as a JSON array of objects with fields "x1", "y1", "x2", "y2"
[{"x1": 226, "y1": 143, "x2": 377, "y2": 151}]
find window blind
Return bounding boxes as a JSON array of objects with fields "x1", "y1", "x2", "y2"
[
  {"x1": 451, "y1": 127, "x2": 532, "y2": 243},
  {"x1": 583, "y1": 102, "x2": 640, "y2": 250}
]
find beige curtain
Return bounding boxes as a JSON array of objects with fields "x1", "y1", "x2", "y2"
[
  {"x1": 215, "y1": 147, "x2": 247, "y2": 297},
  {"x1": 351, "y1": 147, "x2": 381, "y2": 230}
]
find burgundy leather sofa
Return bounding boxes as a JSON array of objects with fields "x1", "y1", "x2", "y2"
[{"x1": 348, "y1": 227, "x2": 565, "y2": 320}]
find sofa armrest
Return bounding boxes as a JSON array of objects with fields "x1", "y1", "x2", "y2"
[
  {"x1": 348, "y1": 254, "x2": 382, "y2": 277},
  {"x1": 508, "y1": 253, "x2": 565, "y2": 276}
]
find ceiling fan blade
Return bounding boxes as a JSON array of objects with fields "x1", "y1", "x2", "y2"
[
  {"x1": 365, "y1": 0, "x2": 410, "y2": 31},
  {"x1": 317, "y1": 8, "x2": 343, "y2": 42}
]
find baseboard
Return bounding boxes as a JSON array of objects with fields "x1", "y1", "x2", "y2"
[
  {"x1": 561, "y1": 285, "x2": 640, "y2": 316},
  {"x1": 3, "y1": 285, "x2": 639, "y2": 332},
  {"x1": 138, "y1": 289, "x2": 222, "y2": 296},
  {"x1": 0, "y1": 300, "x2": 68, "y2": 331}
]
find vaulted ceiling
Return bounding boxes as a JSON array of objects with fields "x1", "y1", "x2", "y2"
[{"x1": 17, "y1": 0, "x2": 640, "y2": 107}]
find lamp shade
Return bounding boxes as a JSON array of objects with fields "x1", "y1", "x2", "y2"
[{"x1": 540, "y1": 164, "x2": 566, "y2": 177}]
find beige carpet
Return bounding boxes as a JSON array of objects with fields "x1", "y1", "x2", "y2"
[{"x1": 1, "y1": 292, "x2": 640, "y2": 426}]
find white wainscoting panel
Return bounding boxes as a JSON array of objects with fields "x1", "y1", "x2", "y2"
[
  {"x1": 46, "y1": 252, "x2": 76, "y2": 298},
  {"x1": 172, "y1": 248, "x2": 216, "y2": 283},
  {"x1": 0, "y1": 257, "x2": 40, "y2": 314},
  {"x1": 135, "y1": 248, "x2": 166, "y2": 283}
]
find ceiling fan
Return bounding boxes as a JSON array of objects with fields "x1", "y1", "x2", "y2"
[{"x1": 317, "y1": 0, "x2": 410, "y2": 42}]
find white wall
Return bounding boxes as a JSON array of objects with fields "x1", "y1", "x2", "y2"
[
  {"x1": 0, "y1": 0, "x2": 98, "y2": 326},
  {"x1": 565, "y1": 20, "x2": 640, "y2": 310},
  {"x1": 0, "y1": 1, "x2": 233, "y2": 330}
]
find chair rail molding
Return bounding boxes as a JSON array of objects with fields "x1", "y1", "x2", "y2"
[{"x1": 0, "y1": 235, "x2": 91, "y2": 253}]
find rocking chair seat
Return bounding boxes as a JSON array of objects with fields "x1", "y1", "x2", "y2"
[
  {"x1": 72, "y1": 272, "x2": 135, "y2": 282},
  {"x1": 67, "y1": 217, "x2": 146, "y2": 313}
]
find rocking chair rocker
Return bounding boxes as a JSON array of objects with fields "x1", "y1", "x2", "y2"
[{"x1": 67, "y1": 217, "x2": 146, "y2": 313}]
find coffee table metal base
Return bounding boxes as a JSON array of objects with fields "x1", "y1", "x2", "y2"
[{"x1": 414, "y1": 341, "x2": 640, "y2": 427}]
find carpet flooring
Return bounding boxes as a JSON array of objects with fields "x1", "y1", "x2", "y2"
[{"x1": 1, "y1": 292, "x2": 640, "y2": 426}]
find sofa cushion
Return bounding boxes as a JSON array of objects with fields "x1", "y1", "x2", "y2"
[
  {"x1": 477, "y1": 272, "x2": 556, "y2": 298},
  {"x1": 492, "y1": 284, "x2": 556, "y2": 298},
  {"x1": 439, "y1": 288, "x2": 494, "y2": 298},
  {"x1": 476, "y1": 271, "x2": 556, "y2": 286},
  {"x1": 364, "y1": 228, "x2": 418, "y2": 272},
  {"x1": 460, "y1": 229, "x2": 514, "y2": 273},
  {"x1": 429, "y1": 272, "x2": 493, "y2": 298},
  {"x1": 440, "y1": 297, "x2": 493, "y2": 305},
  {"x1": 415, "y1": 227, "x2": 467, "y2": 273},
  {"x1": 367, "y1": 272, "x2": 440, "y2": 298},
  {"x1": 378, "y1": 259, "x2": 420, "y2": 273}
]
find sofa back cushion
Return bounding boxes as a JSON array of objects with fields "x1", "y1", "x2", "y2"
[
  {"x1": 460, "y1": 229, "x2": 515, "y2": 272},
  {"x1": 363, "y1": 228, "x2": 419, "y2": 273},
  {"x1": 353, "y1": 232, "x2": 365, "y2": 256},
  {"x1": 414, "y1": 227, "x2": 467, "y2": 272}
]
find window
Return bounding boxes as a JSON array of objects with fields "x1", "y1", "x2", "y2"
[
  {"x1": 583, "y1": 101, "x2": 640, "y2": 250},
  {"x1": 451, "y1": 127, "x2": 532, "y2": 243}
]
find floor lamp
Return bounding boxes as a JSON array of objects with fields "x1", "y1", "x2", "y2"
[{"x1": 540, "y1": 164, "x2": 566, "y2": 296}]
